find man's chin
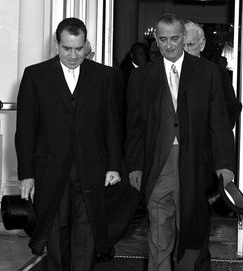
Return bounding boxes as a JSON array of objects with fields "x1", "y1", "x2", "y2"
[
  {"x1": 67, "y1": 64, "x2": 79, "y2": 69},
  {"x1": 65, "y1": 60, "x2": 83, "y2": 69}
]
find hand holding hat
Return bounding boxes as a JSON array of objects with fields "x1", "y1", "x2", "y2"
[
  {"x1": 1, "y1": 194, "x2": 37, "y2": 236},
  {"x1": 21, "y1": 178, "x2": 35, "y2": 201},
  {"x1": 1, "y1": 178, "x2": 36, "y2": 236},
  {"x1": 217, "y1": 171, "x2": 243, "y2": 214},
  {"x1": 216, "y1": 168, "x2": 234, "y2": 188}
]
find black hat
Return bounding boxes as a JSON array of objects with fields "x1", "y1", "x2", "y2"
[
  {"x1": 1, "y1": 194, "x2": 37, "y2": 236},
  {"x1": 218, "y1": 174, "x2": 243, "y2": 214}
]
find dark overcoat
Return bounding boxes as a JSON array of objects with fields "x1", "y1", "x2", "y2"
[
  {"x1": 126, "y1": 52, "x2": 235, "y2": 259},
  {"x1": 15, "y1": 56, "x2": 123, "y2": 255}
]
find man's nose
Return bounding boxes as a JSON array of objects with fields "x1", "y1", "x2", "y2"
[
  {"x1": 70, "y1": 49, "x2": 76, "y2": 58},
  {"x1": 166, "y1": 40, "x2": 172, "y2": 48}
]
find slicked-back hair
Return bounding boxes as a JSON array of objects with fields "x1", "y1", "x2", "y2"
[
  {"x1": 56, "y1": 17, "x2": 87, "y2": 43},
  {"x1": 155, "y1": 13, "x2": 186, "y2": 34}
]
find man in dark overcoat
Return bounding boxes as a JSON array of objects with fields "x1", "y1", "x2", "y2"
[
  {"x1": 126, "y1": 14, "x2": 235, "y2": 271},
  {"x1": 15, "y1": 18, "x2": 123, "y2": 271},
  {"x1": 184, "y1": 20, "x2": 242, "y2": 271}
]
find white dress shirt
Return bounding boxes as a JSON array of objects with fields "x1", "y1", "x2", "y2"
[
  {"x1": 60, "y1": 62, "x2": 80, "y2": 94},
  {"x1": 163, "y1": 51, "x2": 184, "y2": 96},
  {"x1": 163, "y1": 52, "x2": 184, "y2": 144}
]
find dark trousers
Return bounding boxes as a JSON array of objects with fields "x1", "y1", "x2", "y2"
[
  {"x1": 47, "y1": 165, "x2": 95, "y2": 271},
  {"x1": 194, "y1": 221, "x2": 211, "y2": 271}
]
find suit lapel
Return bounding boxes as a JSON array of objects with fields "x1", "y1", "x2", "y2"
[
  {"x1": 162, "y1": 60, "x2": 176, "y2": 114},
  {"x1": 43, "y1": 57, "x2": 96, "y2": 114},
  {"x1": 44, "y1": 56, "x2": 73, "y2": 112},
  {"x1": 75, "y1": 59, "x2": 95, "y2": 113},
  {"x1": 150, "y1": 58, "x2": 175, "y2": 115},
  {"x1": 177, "y1": 52, "x2": 194, "y2": 114},
  {"x1": 149, "y1": 58, "x2": 165, "y2": 115}
]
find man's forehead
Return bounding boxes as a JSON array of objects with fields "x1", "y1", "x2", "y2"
[
  {"x1": 156, "y1": 22, "x2": 184, "y2": 36},
  {"x1": 186, "y1": 29, "x2": 200, "y2": 41},
  {"x1": 158, "y1": 21, "x2": 183, "y2": 29}
]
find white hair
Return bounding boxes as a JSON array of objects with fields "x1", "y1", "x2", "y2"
[{"x1": 185, "y1": 21, "x2": 205, "y2": 42}]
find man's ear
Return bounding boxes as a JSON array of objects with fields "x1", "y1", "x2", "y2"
[
  {"x1": 200, "y1": 38, "x2": 206, "y2": 52},
  {"x1": 55, "y1": 41, "x2": 59, "y2": 54}
]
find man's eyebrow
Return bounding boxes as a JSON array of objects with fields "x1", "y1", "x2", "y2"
[{"x1": 62, "y1": 45, "x2": 83, "y2": 49}]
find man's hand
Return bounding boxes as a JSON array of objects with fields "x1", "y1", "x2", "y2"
[
  {"x1": 129, "y1": 170, "x2": 142, "y2": 191},
  {"x1": 105, "y1": 171, "x2": 121, "y2": 186},
  {"x1": 21, "y1": 178, "x2": 35, "y2": 201},
  {"x1": 216, "y1": 168, "x2": 234, "y2": 188}
]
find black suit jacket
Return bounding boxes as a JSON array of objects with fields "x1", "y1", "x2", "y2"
[
  {"x1": 126, "y1": 52, "x2": 235, "y2": 258},
  {"x1": 15, "y1": 56, "x2": 123, "y2": 255}
]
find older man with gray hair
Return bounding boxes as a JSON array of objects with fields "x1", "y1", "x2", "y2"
[
  {"x1": 184, "y1": 21, "x2": 206, "y2": 57},
  {"x1": 184, "y1": 20, "x2": 242, "y2": 271},
  {"x1": 185, "y1": 20, "x2": 241, "y2": 129}
]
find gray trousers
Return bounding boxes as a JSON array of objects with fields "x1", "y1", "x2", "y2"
[{"x1": 148, "y1": 145, "x2": 199, "y2": 271}]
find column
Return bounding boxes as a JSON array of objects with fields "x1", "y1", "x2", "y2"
[
  {"x1": 2, "y1": 0, "x2": 49, "y2": 196},
  {"x1": 86, "y1": 0, "x2": 99, "y2": 62},
  {"x1": 104, "y1": 0, "x2": 114, "y2": 66},
  {"x1": 17, "y1": 0, "x2": 45, "y2": 82},
  {"x1": 237, "y1": 0, "x2": 243, "y2": 257}
]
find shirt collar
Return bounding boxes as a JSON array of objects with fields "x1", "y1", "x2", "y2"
[
  {"x1": 163, "y1": 51, "x2": 184, "y2": 77},
  {"x1": 60, "y1": 61, "x2": 80, "y2": 76}
]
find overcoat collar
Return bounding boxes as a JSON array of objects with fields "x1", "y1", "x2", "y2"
[
  {"x1": 43, "y1": 56, "x2": 93, "y2": 113},
  {"x1": 43, "y1": 56, "x2": 72, "y2": 112},
  {"x1": 149, "y1": 52, "x2": 195, "y2": 115},
  {"x1": 147, "y1": 56, "x2": 166, "y2": 116},
  {"x1": 75, "y1": 59, "x2": 94, "y2": 113},
  {"x1": 177, "y1": 52, "x2": 194, "y2": 114}
]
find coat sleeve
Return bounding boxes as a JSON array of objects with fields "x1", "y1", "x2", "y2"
[
  {"x1": 209, "y1": 65, "x2": 235, "y2": 173},
  {"x1": 125, "y1": 69, "x2": 145, "y2": 173},
  {"x1": 15, "y1": 67, "x2": 39, "y2": 180},
  {"x1": 105, "y1": 68, "x2": 123, "y2": 171},
  {"x1": 218, "y1": 65, "x2": 242, "y2": 128}
]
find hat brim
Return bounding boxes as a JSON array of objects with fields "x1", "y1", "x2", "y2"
[{"x1": 218, "y1": 174, "x2": 243, "y2": 214}]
